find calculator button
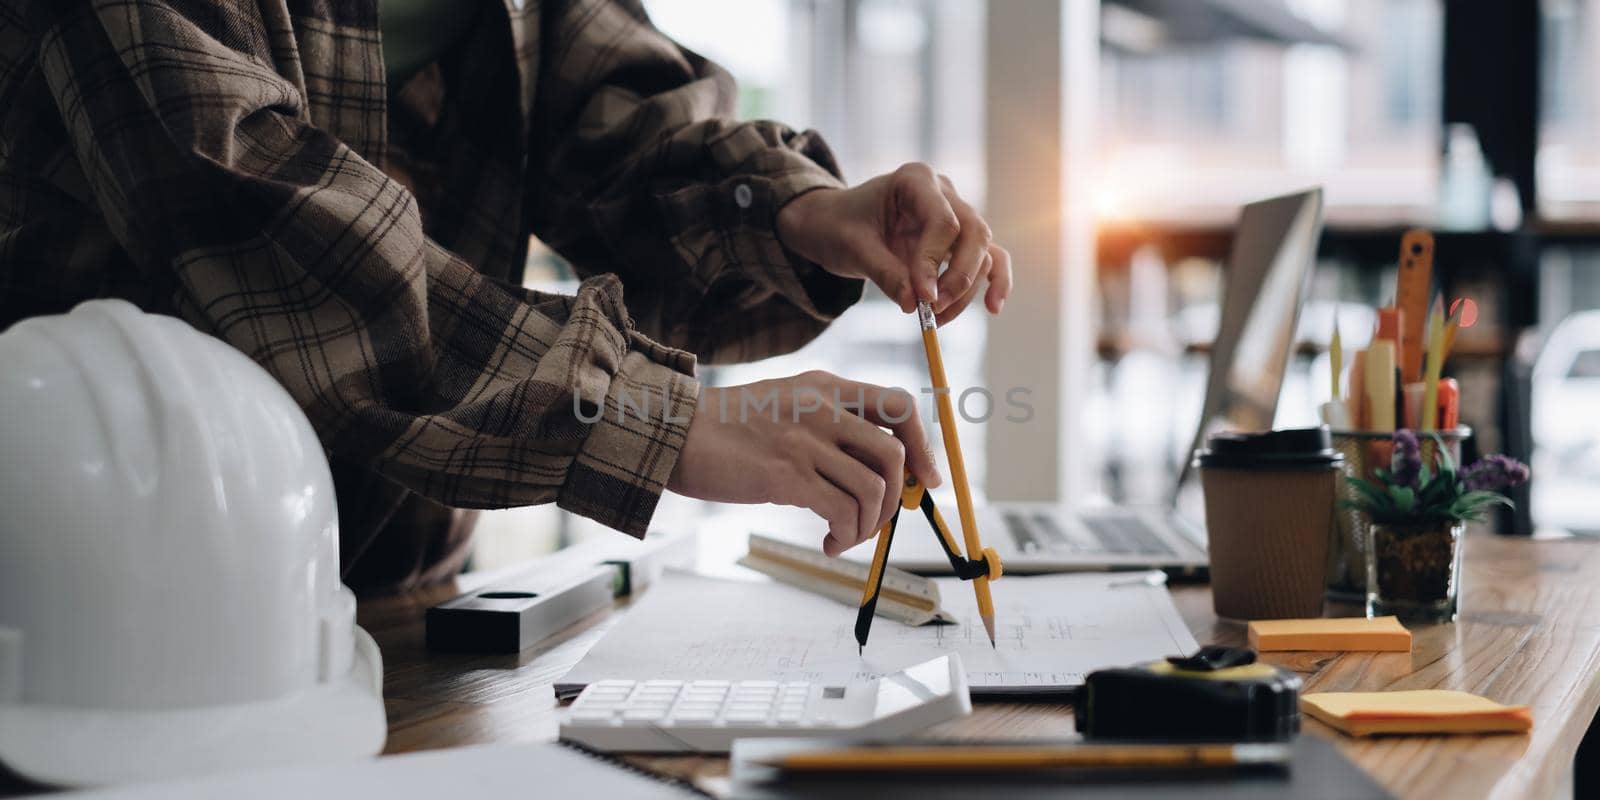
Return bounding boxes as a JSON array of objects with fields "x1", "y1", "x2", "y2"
[
  {"x1": 740, "y1": 681, "x2": 779, "y2": 688},
  {"x1": 570, "y1": 709, "x2": 617, "y2": 721},
  {"x1": 643, "y1": 680, "x2": 683, "y2": 689},
  {"x1": 723, "y1": 710, "x2": 771, "y2": 722},
  {"x1": 592, "y1": 681, "x2": 634, "y2": 690},
  {"x1": 672, "y1": 710, "x2": 723, "y2": 723},
  {"x1": 623, "y1": 709, "x2": 668, "y2": 721},
  {"x1": 675, "y1": 700, "x2": 722, "y2": 711},
  {"x1": 775, "y1": 711, "x2": 804, "y2": 723}
]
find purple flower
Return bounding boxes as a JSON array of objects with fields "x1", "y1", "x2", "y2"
[
  {"x1": 1462, "y1": 455, "x2": 1531, "y2": 492},
  {"x1": 1390, "y1": 429, "x2": 1422, "y2": 488}
]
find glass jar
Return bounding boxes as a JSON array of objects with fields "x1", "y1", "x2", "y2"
[
  {"x1": 1329, "y1": 427, "x2": 1470, "y2": 603},
  {"x1": 1366, "y1": 520, "x2": 1465, "y2": 623}
]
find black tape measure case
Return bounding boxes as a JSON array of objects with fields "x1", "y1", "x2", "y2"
[{"x1": 1075, "y1": 647, "x2": 1301, "y2": 741}]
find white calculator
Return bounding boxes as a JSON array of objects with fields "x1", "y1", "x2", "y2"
[{"x1": 558, "y1": 654, "x2": 971, "y2": 753}]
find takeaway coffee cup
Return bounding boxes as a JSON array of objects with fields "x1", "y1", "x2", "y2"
[{"x1": 1196, "y1": 427, "x2": 1344, "y2": 620}]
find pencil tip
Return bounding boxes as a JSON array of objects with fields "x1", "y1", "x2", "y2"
[
  {"x1": 858, "y1": 645, "x2": 864, "y2": 656},
  {"x1": 982, "y1": 615, "x2": 997, "y2": 648}
]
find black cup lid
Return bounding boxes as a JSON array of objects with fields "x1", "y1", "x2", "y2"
[{"x1": 1194, "y1": 426, "x2": 1343, "y2": 470}]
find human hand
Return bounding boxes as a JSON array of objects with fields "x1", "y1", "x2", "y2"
[
  {"x1": 666, "y1": 371, "x2": 942, "y2": 556},
  {"x1": 776, "y1": 163, "x2": 1012, "y2": 325}
]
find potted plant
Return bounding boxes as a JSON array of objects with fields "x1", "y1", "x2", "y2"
[{"x1": 1343, "y1": 429, "x2": 1530, "y2": 622}]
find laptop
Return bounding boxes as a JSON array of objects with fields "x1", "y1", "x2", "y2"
[{"x1": 888, "y1": 188, "x2": 1325, "y2": 577}]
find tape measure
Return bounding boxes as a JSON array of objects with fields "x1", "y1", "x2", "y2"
[
  {"x1": 1076, "y1": 646, "x2": 1301, "y2": 742},
  {"x1": 739, "y1": 533, "x2": 955, "y2": 626}
]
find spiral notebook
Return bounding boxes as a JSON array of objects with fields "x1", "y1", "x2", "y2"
[{"x1": 557, "y1": 569, "x2": 1199, "y2": 698}]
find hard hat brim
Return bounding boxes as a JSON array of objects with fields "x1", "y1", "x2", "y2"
[{"x1": 0, "y1": 626, "x2": 387, "y2": 787}]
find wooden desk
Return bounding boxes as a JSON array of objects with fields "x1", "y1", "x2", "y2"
[{"x1": 363, "y1": 534, "x2": 1600, "y2": 798}]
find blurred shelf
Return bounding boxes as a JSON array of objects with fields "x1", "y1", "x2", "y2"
[
  {"x1": 1099, "y1": 218, "x2": 1600, "y2": 271},
  {"x1": 1094, "y1": 334, "x2": 1507, "y2": 362}
]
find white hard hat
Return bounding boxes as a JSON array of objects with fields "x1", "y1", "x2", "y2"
[{"x1": 0, "y1": 300, "x2": 386, "y2": 787}]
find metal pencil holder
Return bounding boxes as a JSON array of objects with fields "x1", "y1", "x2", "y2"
[{"x1": 1325, "y1": 426, "x2": 1471, "y2": 604}]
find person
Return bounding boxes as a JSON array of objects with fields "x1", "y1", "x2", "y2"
[{"x1": 0, "y1": 0, "x2": 1010, "y2": 593}]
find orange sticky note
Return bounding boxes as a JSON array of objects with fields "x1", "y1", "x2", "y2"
[
  {"x1": 1302, "y1": 690, "x2": 1532, "y2": 737},
  {"x1": 1248, "y1": 616, "x2": 1412, "y2": 652}
]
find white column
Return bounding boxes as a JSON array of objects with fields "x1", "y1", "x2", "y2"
[{"x1": 983, "y1": 0, "x2": 1098, "y2": 502}]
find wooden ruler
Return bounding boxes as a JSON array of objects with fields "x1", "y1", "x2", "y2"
[
  {"x1": 739, "y1": 534, "x2": 954, "y2": 626},
  {"x1": 1396, "y1": 229, "x2": 1435, "y2": 384}
]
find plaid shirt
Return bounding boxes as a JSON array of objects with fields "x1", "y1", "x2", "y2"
[{"x1": 0, "y1": 0, "x2": 861, "y2": 590}]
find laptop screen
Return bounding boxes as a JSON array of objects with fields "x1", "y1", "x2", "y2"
[{"x1": 1172, "y1": 189, "x2": 1325, "y2": 532}]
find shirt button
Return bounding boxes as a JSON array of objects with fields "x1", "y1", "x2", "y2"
[{"x1": 734, "y1": 184, "x2": 753, "y2": 208}]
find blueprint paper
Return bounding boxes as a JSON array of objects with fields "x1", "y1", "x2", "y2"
[{"x1": 558, "y1": 570, "x2": 1198, "y2": 696}]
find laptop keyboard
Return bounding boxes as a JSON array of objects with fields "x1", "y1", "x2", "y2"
[{"x1": 1003, "y1": 511, "x2": 1179, "y2": 558}]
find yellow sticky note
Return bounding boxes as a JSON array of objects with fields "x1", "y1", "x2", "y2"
[
  {"x1": 1248, "y1": 616, "x2": 1412, "y2": 652},
  {"x1": 1302, "y1": 690, "x2": 1532, "y2": 737}
]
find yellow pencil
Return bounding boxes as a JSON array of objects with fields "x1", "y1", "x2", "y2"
[
  {"x1": 1421, "y1": 297, "x2": 1446, "y2": 432},
  {"x1": 1440, "y1": 310, "x2": 1463, "y2": 369},
  {"x1": 917, "y1": 302, "x2": 996, "y2": 647},
  {"x1": 758, "y1": 742, "x2": 1291, "y2": 772},
  {"x1": 855, "y1": 513, "x2": 897, "y2": 653},
  {"x1": 1329, "y1": 313, "x2": 1343, "y2": 401}
]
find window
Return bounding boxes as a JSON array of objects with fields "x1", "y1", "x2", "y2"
[
  {"x1": 1095, "y1": 0, "x2": 1441, "y2": 224},
  {"x1": 1538, "y1": 0, "x2": 1600, "y2": 219}
]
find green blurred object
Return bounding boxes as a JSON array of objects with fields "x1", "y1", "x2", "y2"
[{"x1": 380, "y1": 0, "x2": 483, "y2": 89}]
